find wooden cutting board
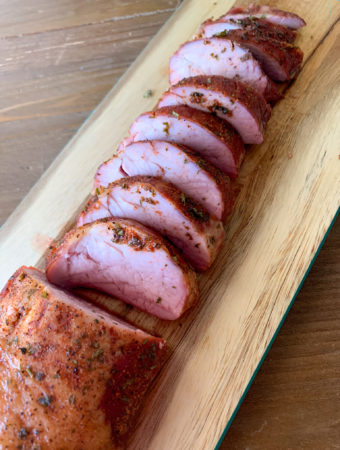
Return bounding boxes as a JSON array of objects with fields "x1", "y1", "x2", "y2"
[{"x1": 0, "y1": 0, "x2": 339, "y2": 448}]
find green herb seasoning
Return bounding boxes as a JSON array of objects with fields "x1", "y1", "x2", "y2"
[
  {"x1": 143, "y1": 89, "x2": 153, "y2": 98},
  {"x1": 180, "y1": 193, "x2": 186, "y2": 205},
  {"x1": 26, "y1": 367, "x2": 34, "y2": 378},
  {"x1": 156, "y1": 297, "x2": 162, "y2": 304},
  {"x1": 171, "y1": 111, "x2": 180, "y2": 119},
  {"x1": 163, "y1": 122, "x2": 170, "y2": 135},
  {"x1": 18, "y1": 427, "x2": 28, "y2": 440},
  {"x1": 41, "y1": 291, "x2": 48, "y2": 298},
  {"x1": 35, "y1": 372, "x2": 45, "y2": 381},
  {"x1": 37, "y1": 395, "x2": 52, "y2": 407}
]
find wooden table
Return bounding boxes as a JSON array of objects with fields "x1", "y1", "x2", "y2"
[{"x1": 1, "y1": 1, "x2": 339, "y2": 447}]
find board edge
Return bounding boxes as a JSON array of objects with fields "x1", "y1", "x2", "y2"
[{"x1": 215, "y1": 206, "x2": 340, "y2": 449}]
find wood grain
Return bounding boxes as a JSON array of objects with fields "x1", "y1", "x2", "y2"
[{"x1": 0, "y1": 0, "x2": 339, "y2": 449}]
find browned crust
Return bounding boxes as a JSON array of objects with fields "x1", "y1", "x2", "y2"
[
  {"x1": 173, "y1": 75, "x2": 271, "y2": 132},
  {"x1": 47, "y1": 218, "x2": 199, "y2": 315},
  {"x1": 224, "y1": 29, "x2": 303, "y2": 80},
  {"x1": 226, "y1": 5, "x2": 306, "y2": 28},
  {"x1": 203, "y1": 17, "x2": 297, "y2": 43},
  {"x1": 155, "y1": 105, "x2": 245, "y2": 169},
  {"x1": 48, "y1": 217, "x2": 193, "y2": 273},
  {"x1": 143, "y1": 140, "x2": 234, "y2": 221},
  {"x1": 0, "y1": 267, "x2": 167, "y2": 447}
]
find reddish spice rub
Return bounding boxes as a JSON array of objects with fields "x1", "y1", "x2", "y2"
[
  {"x1": 158, "y1": 75, "x2": 271, "y2": 144},
  {"x1": 0, "y1": 267, "x2": 166, "y2": 449},
  {"x1": 123, "y1": 105, "x2": 245, "y2": 178},
  {"x1": 169, "y1": 37, "x2": 282, "y2": 103},
  {"x1": 220, "y1": 29, "x2": 303, "y2": 81},
  {"x1": 47, "y1": 218, "x2": 198, "y2": 319},
  {"x1": 78, "y1": 176, "x2": 225, "y2": 271},
  {"x1": 199, "y1": 17, "x2": 297, "y2": 44},
  {"x1": 222, "y1": 4, "x2": 306, "y2": 29},
  {"x1": 94, "y1": 140, "x2": 234, "y2": 221}
]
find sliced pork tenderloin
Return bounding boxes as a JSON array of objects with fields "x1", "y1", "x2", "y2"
[
  {"x1": 222, "y1": 4, "x2": 306, "y2": 29},
  {"x1": 218, "y1": 29, "x2": 303, "y2": 81},
  {"x1": 78, "y1": 176, "x2": 225, "y2": 271},
  {"x1": 94, "y1": 140, "x2": 234, "y2": 221},
  {"x1": 0, "y1": 266, "x2": 166, "y2": 448},
  {"x1": 46, "y1": 218, "x2": 198, "y2": 320},
  {"x1": 169, "y1": 37, "x2": 282, "y2": 102},
  {"x1": 120, "y1": 105, "x2": 245, "y2": 178},
  {"x1": 199, "y1": 17, "x2": 297, "y2": 44},
  {"x1": 158, "y1": 76, "x2": 271, "y2": 144}
]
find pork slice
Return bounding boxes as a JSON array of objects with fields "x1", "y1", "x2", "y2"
[
  {"x1": 223, "y1": 4, "x2": 306, "y2": 29},
  {"x1": 123, "y1": 105, "x2": 245, "y2": 178},
  {"x1": 94, "y1": 140, "x2": 233, "y2": 221},
  {"x1": 47, "y1": 218, "x2": 198, "y2": 320},
  {"x1": 222, "y1": 29, "x2": 303, "y2": 81},
  {"x1": 78, "y1": 176, "x2": 225, "y2": 271},
  {"x1": 0, "y1": 266, "x2": 166, "y2": 448},
  {"x1": 94, "y1": 155, "x2": 126, "y2": 191},
  {"x1": 169, "y1": 37, "x2": 282, "y2": 103},
  {"x1": 158, "y1": 75, "x2": 271, "y2": 144},
  {"x1": 199, "y1": 17, "x2": 297, "y2": 44}
]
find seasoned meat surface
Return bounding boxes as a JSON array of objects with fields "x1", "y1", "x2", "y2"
[
  {"x1": 121, "y1": 105, "x2": 245, "y2": 178},
  {"x1": 94, "y1": 140, "x2": 234, "y2": 221},
  {"x1": 47, "y1": 218, "x2": 198, "y2": 320},
  {"x1": 78, "y1": 176, "x2": 225, "y2": 271},
  {"x1": 0, "y1": 267, "x2": 166, "y2": 449},
  {"x1": 220, "y1": 29, "x2": 303, "y2": 81},
  {"x1": 158, "y1": 76, "x2": 271, "y2": 144},
  {"x1": 169, "y1": 37, "x2": 282, "y2": 102},
  {"x1": 222, "y1": 4, "x2": 306, "y2": 29},
  {"x1": 199, "y1": 17, "x2": 297, "y2": 44}
]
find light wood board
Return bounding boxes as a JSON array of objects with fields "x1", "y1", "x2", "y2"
[{"x1": 0, "y1": 1, "x2": 339, "y2": 449}]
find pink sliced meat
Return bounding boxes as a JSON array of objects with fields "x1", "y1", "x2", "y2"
[
  {"x1": 78, "y1": 176, "x2": 225, "y2": 271},
  {"x1": 158, "y1": 76, "x2": 271, "y2": 144},
  {"x1": 0, "y1": 266, "x2": 166, "y2": 448},
  {"x1": 94, "y1": 154, "x2": 126, "y2": 190},
  {"x1": 221, "y1": 29, "x2": 303, "y2": 81},
  {"x1": 222, "y1": 4, "x2": 306, "y2": 29},
  {"x1": 121, "y1": 105, "x2": 245, "y2": 178},
  {"x1": 46, "y1": 218, "x2": 198, "y2": 320},
  {"x1": 94, "y1": 140, "x2": 234, "y2": 221},
  {"x1": 199, "y1": 17, "x2": 297, "y2": 44},
  {"x1": 169, "y1": 37, "x2": 282, "y2": 102}
]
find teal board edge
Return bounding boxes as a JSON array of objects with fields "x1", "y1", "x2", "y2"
[{"x1": 215, "y1": 207, "x2": 339, "y2": 449}]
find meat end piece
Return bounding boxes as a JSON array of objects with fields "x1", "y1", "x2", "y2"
[
  {"x1": 199, "y1": 17, "x2": 297, "y2": 44},
  {"x1": 220, "y1": 29, "x2": 303, "y2": 81},
  {"x1": 0, "y1": 266, "x2": 166, "y2": 448},
  {"x1": 169, "y1": 37, "x2": 282, "y2": 103},
  {"x1": 222, "y1": 4, "x2": 306, "y2": 29},
  {"x1": 47, "y1": 218, "x2": 198, "y2": 319},
  {"x1": 95, "y1": 155, "x2": 126, "y2": 191},
  {"x1": 94, "y1": 140, "x2": 234, "y2": 221},
  {"x1": 121, "y1": 105, "x2": 245, "y2": 178},
  {"x1": 158, "y1": 76, "x2": 271, "y2": 144},
  {"x1": 78, "y1": 176, "x2": 225, "y2": 272}
]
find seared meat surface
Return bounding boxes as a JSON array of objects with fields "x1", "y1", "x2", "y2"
[
  {"x1": 0, "y1": 267, "x2": 166, "y2": 448},
  {"x1": 199, "y1": 17, "x2": 297, "y2": 44},
  {"x1": 221, "y1": 4, "x2": 306, "y2": 29},
  {"x1": 158, "y1": 76, "x2": 271, "y2": 144},
  {"x1": 78, "y1": 176, "x2": 225, "y2": 271},
  {"x1": 169, "y1": 38, "x2": 282, "y2": 102},
  {"x1": 94, "y1": 140, "x2": 234, "y2": 221},
  {"x1": 121, "y1": 105, "x2": 245, "y2": 178},
  {"x1": 47, "y1": 218, "x2": 198, "y2": 320}
]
